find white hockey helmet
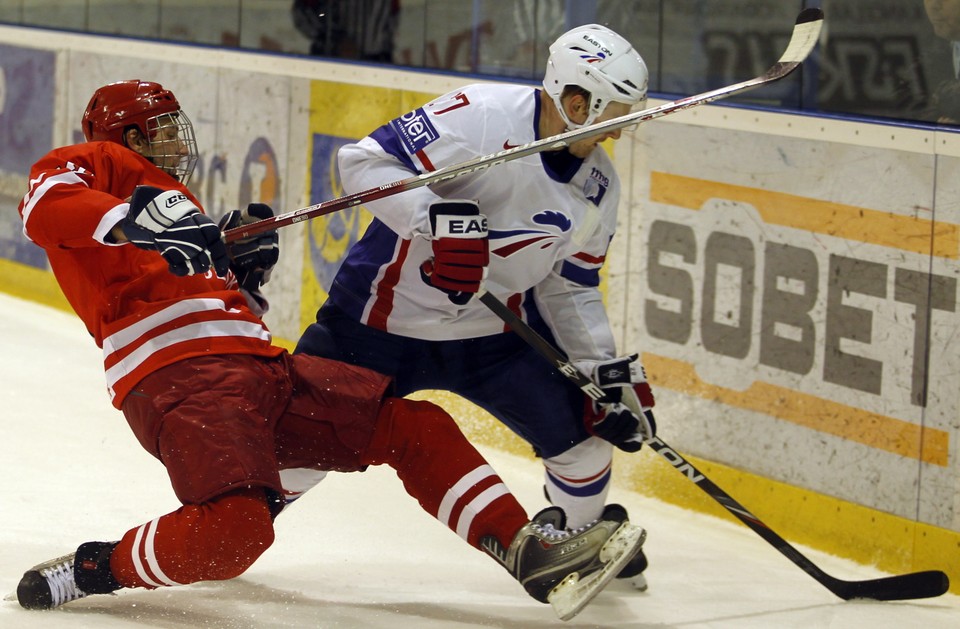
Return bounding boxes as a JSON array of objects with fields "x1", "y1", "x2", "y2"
[{"x1": 542, "y1": 24, "x2": 648, "y2": 129}]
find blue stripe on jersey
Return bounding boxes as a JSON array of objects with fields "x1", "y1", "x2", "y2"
[
  {"x1": 531, "y1": 91, "x2": 586, "y2": 184},
  {"x1": 489, "y1": 228, "x2": 541, "y2": 238},
  {"x1": 560, "y1": 260, "x2": 601, "y2": 287},
  {"x1": 532, "y1": 89, "x2": 542, "y2": 136},
  {"x1": 521, "y1": 293, "x2": 551, "y2": 340},
  {"x1": 371, "y1": 123, "x2": 421, "y2": 174},
  {"x1": 328, "y1": 218, "x2": 402, "y2": 320},
  {"x1": 540, "y1": 144, "x2": 584, "y2": 183}
]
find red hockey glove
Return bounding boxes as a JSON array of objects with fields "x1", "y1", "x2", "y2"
[
  {"x1": 218, "y1": 203, "x2": 280, "y2": 293},
  {"x1": 579, "y1": 354, "x2": 656, "y2": 453},
  {"x1": 420, "y1": 200, "x2": 489, "y2": 305},
  {"x1": 122, "y1": 185, "x2": 229, "y2": 277}
]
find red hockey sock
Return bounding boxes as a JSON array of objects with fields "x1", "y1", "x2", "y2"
[
  {"x1": 110, "y1": 488, "x2": 275, "y2": 589},
  {"x1": 361, "y1": 397, "x2": 529, "y2": 550}
]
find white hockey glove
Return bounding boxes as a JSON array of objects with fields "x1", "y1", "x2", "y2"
[
  {"x1": 578, "y1": 354, "x2": 656, "y2": 453},
  {"x1": 122, "y1": 185, "x2": 229, "y2": 277},
  {"x1": 419, "y1": 199, "x2": 489, "y2": 305}
]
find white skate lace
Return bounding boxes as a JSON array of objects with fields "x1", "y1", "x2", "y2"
[
  {"x1": 568, "y1": 518, "x2": 600, "y2": 536},
  {"x1": 40, "y1": 561, "x2": 86, "y2": 607},
  {"x1": 533, "y1": 522, "x2": 569, "y2": 541},
  {"x1": 533, "y1": 517, "x2": 600, "y2": 542}
]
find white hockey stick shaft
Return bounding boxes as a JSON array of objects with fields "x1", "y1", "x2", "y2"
[{"x1": 224, "y1": 8, "x2": 823, "y2": 243}]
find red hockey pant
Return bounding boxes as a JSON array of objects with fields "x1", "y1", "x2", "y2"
[{"x1": 110, "y1": 394, "x2": 529, "y2": 589}]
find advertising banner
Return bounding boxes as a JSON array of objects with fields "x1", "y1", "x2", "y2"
[
  {"x1": 629, "y1": 120, "x2": 960, "y2": 528},
  {"x1": 0, "y1": 44, "x2": 56, "y2": 269}
]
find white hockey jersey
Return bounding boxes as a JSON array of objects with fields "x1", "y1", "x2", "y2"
[{"x1": 330, "y1": 83, "x2": 622, "y2": 362}]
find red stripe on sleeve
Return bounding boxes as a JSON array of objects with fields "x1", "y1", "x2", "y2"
[{"x1": 367, "y1": 238, "x2": 412, "y2": 331}]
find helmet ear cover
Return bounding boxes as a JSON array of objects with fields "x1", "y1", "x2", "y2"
[
  {"x1": 542, "y1": 24, "x2": 649, "y2": 129},
  {"x1": 81, "y1": 80, "x2": 198, "y2": 185}
]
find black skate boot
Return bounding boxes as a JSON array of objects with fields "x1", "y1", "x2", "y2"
[
  {"x1": 18, "y1": 541, "x2": 121, "y2": 610},
  {"x1": 603, "y1": 504, "x2": 649, "y2": 591},
  {"x1": 540, "y1": 484, "x2": 651, "y2": 593},
  {"x1": 481, "y1": 506, "x2": 645, "y2": 620}
]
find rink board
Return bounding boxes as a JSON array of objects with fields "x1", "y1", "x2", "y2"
[
  {"x1": 0, "y1": 24, "x2": 958, "y2": 592},
  {"x1": 617, "y1": 109, "x2": 960, "y2": 531}
]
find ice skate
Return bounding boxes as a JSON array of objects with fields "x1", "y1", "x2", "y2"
[
  {"x1": 540, "y1": 485, "x2": 651, "y2": 593},
  {"x1": 17, "y1": 541, "x2": 120, "y2": 610},
  {"x1": 616, "y1": 547, "x2": 649, "y2": 591},
  {"x1": 481, "y1": 505, "x2": 645, "y2": 621},
  {"x1": 603, "y1": 504, "x2": 649, "y2": 591},
  {"x1": 17, "y1": 552, "x2": 88, "y2": 610}
]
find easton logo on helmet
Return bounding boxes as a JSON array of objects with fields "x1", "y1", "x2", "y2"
[{"x1": 580, "y1": 35, "x2": 612, "y2": 56}]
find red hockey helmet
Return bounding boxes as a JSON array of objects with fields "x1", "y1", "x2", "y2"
[
  {"x1": 82, "y1": 80, "x2": 181, "y2": 143},
  {"x1": 82, "y1": 80, "x2": 198, "y2": 184}
]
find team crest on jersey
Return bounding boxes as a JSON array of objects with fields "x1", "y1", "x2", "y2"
[
  {"x1": 584, "y1": 167, "x2": 609, "y2": 206},
  {"x1": 490, "y1": 210, "x2": 571, "y2": 258},
  {"x1": 390, "y1": 108, "x2": 439, "y2": 154},
  {"x1": 534, "y1": 210, "x2": 572, "y2": 232}
]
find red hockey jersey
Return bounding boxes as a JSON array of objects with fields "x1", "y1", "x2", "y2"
[{"x1": 19, "y1": 141, "x2": 283, "y2": 407}]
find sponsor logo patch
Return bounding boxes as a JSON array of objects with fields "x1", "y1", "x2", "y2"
[
  {"x1": 584, "y1": 167, "x2": 609, "y2": 205},
  {"x1": 391, "y1": 108, "x2": 440, "y2": 154}
]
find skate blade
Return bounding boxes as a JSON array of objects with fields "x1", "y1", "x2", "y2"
[
  {"x1": 627, "y1": 572, "x2": 649, "y2": 592},
  {"x1": 547, "y1": 522, "x2": 646, "y2": 621},
  {"x1": 611, "y1": 571, "x2": 649, "y2": 592},
  {"x1": 3, "y1": 588, "x2": 113, "y2": 605}
]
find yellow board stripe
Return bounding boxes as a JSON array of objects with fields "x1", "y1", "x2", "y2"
[
  {"x1": 417, "y1": 391, "x2": 960, "y2": 595},
  {"x1": 613, "y1": 449, "x2": 960, "y2": 595},
  {"x1": 650, "y1": 171, "x2": 959, "y2": 259},
  {"x1": 0, "y1": 259, "x2": 71, "y2": 312},
  {"x1": 643, "y1": 353, "x2": 949, "y2": 466}
]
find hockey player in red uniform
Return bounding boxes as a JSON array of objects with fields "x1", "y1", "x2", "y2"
[{"x1": 13, "y1": 80, "x2": 644, "y2": 621}]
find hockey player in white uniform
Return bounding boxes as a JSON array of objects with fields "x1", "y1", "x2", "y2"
[{"x1": 296, "y1": 24, "x2": 656, "y2": 588}]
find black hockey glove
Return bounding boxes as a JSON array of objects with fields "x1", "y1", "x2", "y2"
[
  {"x1": 122, "y1": 185, "x2": 229, "y2": 277},
  {"x1": 217, "y1": 203, "x2": 280, "y2": 293},
  {"x1": 579, "y1": 354, "x2": 656, "y2": 453},
  {"x1": 420, "y1": 200, "x2": 489, "y2": 305}
]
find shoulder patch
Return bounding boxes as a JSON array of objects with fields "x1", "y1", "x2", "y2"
[
  {"x1": 584, "y1": 166, "x2": 610, "y2": 206},
  {"x1": 390, "y1": 108, "x2": 440, "y2": 155}
]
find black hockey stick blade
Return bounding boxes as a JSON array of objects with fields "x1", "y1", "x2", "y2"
[
  {"x1": 641, "y1": 437, "x2": 950, "y2": 602},
  {"x1": 224, "y1": 9, "x2": 823, "y2": 243},
  {"x1": 823, "y1": 571, "x2": 949, "y2": 601},
  {"x1": 476, "y1": 290, "x2": 950, "y2": 602}
]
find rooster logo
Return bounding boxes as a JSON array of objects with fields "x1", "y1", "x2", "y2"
[{"x1": 490, "y1": 210, "x2": 571, "y2": 258}]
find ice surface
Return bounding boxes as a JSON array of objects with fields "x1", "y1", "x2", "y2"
[{"x1": 1, "y1": 291, "x2": 958, "y2": 628}]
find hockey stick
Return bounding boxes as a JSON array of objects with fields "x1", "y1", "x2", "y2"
[
  {"x1": 476, "y1": 290, "x2": 950, "y2": 601},
  {"x1": 224, "y1": 8, "x2": 823, "y2": 243}
]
